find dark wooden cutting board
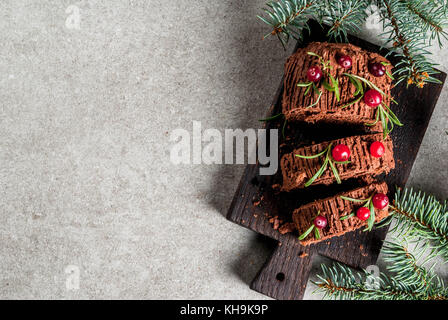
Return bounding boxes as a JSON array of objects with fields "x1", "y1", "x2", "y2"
[{"x1": 227, "y1": 21, "x2": 446, "y2": 300}]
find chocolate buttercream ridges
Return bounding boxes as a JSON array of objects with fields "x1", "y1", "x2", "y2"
[
  {"x1": 293, "y1": 182, "x2": 389, "y2": 246},
  {"x1": 281, "y1": 133, "x2": 395, "y2": 191},
  {"x1": 282, "y1": 42, "x2": 393, "y2": 125}
]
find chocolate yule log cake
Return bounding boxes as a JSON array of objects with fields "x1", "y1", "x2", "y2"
[
  {"x1": 293, "y1": 182, "x2": 390, "y2": 246},
  {"x1": 282, "y1": 42, "x2": 394, "y2": 126},
  {"x1": 281, "y1": 133, "x2": 394, "y2": 191}
]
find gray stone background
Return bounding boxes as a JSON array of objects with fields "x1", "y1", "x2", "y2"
[{"x1": 0, "y1": 1, "x2": 447, "y2": 299}]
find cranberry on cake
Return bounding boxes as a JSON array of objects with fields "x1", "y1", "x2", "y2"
[
  {"x1": 281, "y1": 133, "x2": 394, "y2": 191},
  {"x1": 282, "y1": 42, "x2": 397, "y2": 130},
  {"x1": 293, "y1": 182, "x2": 390, "y2": 246}
]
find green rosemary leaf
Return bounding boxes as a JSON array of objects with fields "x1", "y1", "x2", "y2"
[
  {"x1": 382, "y1": 104, "x2": 403, "y2": 126},
  {"x1": 306, "y1": 90, "x2": 323, "y2": 109},
  {"x1": 304, "y1": 84, "x2": 312, "y2": 96},
  {"x1": 348, "y1": 76, "x2": 363, "y2": 96},
  {"x1": 330, "y1": 75, "x2": 340, "y2": 102},
  {"x1": 343, "y1": 73, "x2": 386, "y2": 96},
  {"x1": 322, "y1": 80, "x2": 334, "y2": 91},
  {"x1": 364, "y1": 201, "x2": 376, "y2": 232},
  {"x1": 314, "y1": 227, "x2": 321, "y2": 240},
  {"x1": 334, "y1": 160, "x2": 351, "y2": 165},
  {"x1": 386, "y1": 70, "x2": 395, "y2": 80},
  {"x1": 296, "y1": 147, "x2": 328, "y2": 159},
  {"x1": 307, "y1": 51, "x2": 320, "y2": 58},
  {"x1": 388, "y1": 116, "x2": 395, "y2": 138},
  {"x1": 259, "y1": 113, "x2": 284, "y2": 122},
  {"x1": 340, "y1": 213, "x2": 355, "y2": 221},
  {"x1": 304, "y1": 157, "x2": 328, "y2": 187},
  {"x1": 379, "y1": 106, "x2": 389, "y2": 139},
  {"x1": 329, "y1": 159, "x2": 341, "y2": 184},
  {"x1": 282, "y1": 118, "x2": 287, "y2": 139},
  {"x1": 340, "y1": 196, "x2": 368, "y2": 203},
  {"x1": 299, "y1": 225, "x2": 315, "y2": 241},
  {"x1": 341, "y1": 95, "x2": 363, "y2": 109},
  {"x1": 365, "y1": 109, "x2": 380, "y2": 127},
  {"x1": 298, "y1": 82, "x2": 313, "y2": 87}
]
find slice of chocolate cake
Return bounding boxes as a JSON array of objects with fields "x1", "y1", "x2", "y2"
[
  {"x1": 282, "y1": 42, "x2": 393, "y2": 126},
  {"x1": 293, "y1": 182, "x2": 389, "y2": 246},
  {"x1": 281, "y1": 133, "x2": 394, "y2": 191}
]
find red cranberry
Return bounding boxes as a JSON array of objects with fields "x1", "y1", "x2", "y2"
[
  {"x1": 337, "y1": 55, "x2": 352, "y2": 69},
  {"x1": 307, "y1": 66, "x2": 323, "y2": 83},
  {"x1": 356, "y1": 207, "x2": 371, "y2": 221},
  {"x1": 314, "y1": 215, "x2": 327, "y2": 229},
  {"x1": 364, "y1": 89, "x2": 382, "y2": 107},
  {"x1": 332, "y1": 144, "x2": 351, "y2": 162},
  {"x1": 372, "y1": 193, "x2": 389, "y2": 210},
  {"x1": 370, "y1": 141, "x2": 385, "y2": 158},
  {"x1": 369, "y1": 62, "x2": 386, "y2": 77}
]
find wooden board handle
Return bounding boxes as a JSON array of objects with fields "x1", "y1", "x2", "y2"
[{"x1": 250, "y1": 239, "x2": 314, "y2": 300}]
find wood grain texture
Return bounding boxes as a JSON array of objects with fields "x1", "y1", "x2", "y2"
[{"x1": 226, "y1": 21, "x2": 446, "y2": 300}]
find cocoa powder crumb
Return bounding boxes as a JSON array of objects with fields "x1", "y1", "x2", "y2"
[
  {"x1": 269, "y1": 216, "x2": 282, "y2": 230},
  {"x1": 272, "y1": 184, "x2": 281, "y2": 191},
  {"x1": 279, "y1": 222, "x2": 296, "y2": 234}
]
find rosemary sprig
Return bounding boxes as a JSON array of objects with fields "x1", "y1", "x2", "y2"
[
  {"x1": 323, "y1": 74, "x2": 340, "y2": 102},
  {"x1": 340, "y1": 212, "x2": 355, "y2": 220},
  {"x1": 344, "y1": 73, "x2": 403, "y2": 138},
  {"x1": 298, "y1": 210, "x2": 322, "y2": 241},
  {"x1": 299, "y1": 224, "x2": 315, "y2": 241},
  {"x1": 259, "y1": 113, "x2": 288, "y2": 139},
  {"x1": 366, "y1": 103, "x2": 403, "y2": 139},
  {"x1": 297, "y1": 52, "x2": 340, "y2": 108},
  {"x1": 341, "y1": 95, "x2": 363, "y2": 109},
  {"x1": 295, "y1": 142, "x2": 349, "y2": 187},
  {"x1": 297, "y1": 82, "x2": 324, "y2": 109},
  {"x1": 339, "y1": 194, "x2": 376, "y2": 231},
  {"x1": 307, "y1": 51, "x2": 332, "y2": 71},
  {"x1": 381, "y1": 62, "x2": 395, "y2": 80},
  {"x1": 343, "y1": 73, "x2": 386, "y2": 96}
]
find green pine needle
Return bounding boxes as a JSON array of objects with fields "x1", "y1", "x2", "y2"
[
  {"x1": 258, "y1": 0, "x2": 448, "y2": 87},
  {"x1": 387, "y1": 188, "x2": 448, "y2": 262},
  {"x1": 316, "y1": 188, "x2": 448, "y2": 300}
]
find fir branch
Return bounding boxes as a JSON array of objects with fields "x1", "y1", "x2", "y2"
[
  {"x1": 382, "y1": 241, "x2": 435, "y2": 290},
  {"x1": 259, "y1": 0, "x2": 448, "y2": 87},
  {"x1": 401, "y1": 0, "x2": 448, "y2": 47},
  {"x1": 314, "y1": 262, "x2": 448, "y2": 300},
  {"x1": 378, "y1": 0, "x2": 442, "y2": 87},
  {"x1": 315, "y1": 187, "x2": 448, "y2": 300},
  {"x1": 316, "y1": 262, "x2": 448, "y2": 300},
  {"x1": 321, "y1": 0, "x2": 369, "y2": 42},
  {"x1": 258, "y1": 0, "x2": 320, "y2": 48},
  {"x1": 386, "y1": 188, "x2": 448, "y2": 261}
]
